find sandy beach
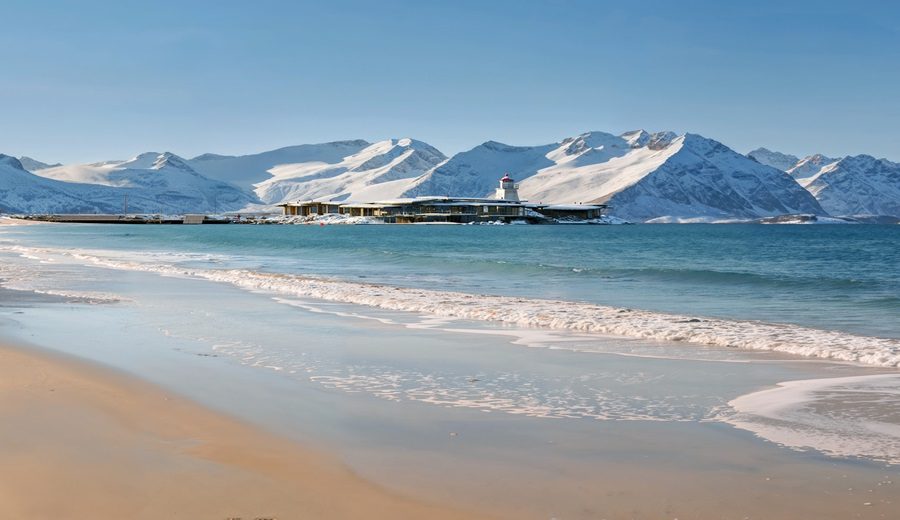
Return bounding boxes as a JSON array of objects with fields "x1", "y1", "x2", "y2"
[{"x1": 0, "y1": 340, "x2": 479, "y2": 520}]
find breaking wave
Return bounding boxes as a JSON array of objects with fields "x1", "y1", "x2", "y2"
[{"x1": 8, "y1": 244, "x2": 900, "y2": 368}]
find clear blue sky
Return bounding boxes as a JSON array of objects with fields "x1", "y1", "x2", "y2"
[{"x1": 2, "y1": 0, "x2": 898, "y2": 163}]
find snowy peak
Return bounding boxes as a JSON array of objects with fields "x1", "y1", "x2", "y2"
[
  {"x1": 646, "y1": 131, "x2": 678, "y2": 150},
  {"x1": 550, "y1": 132, "x2": 633, "y2": 167},
  {"x1": 403, "y1": 138, "x2": 557, "y2": 199},
  {"x1": 747, "y1": 148, "x2": 800, "y2": 172},
  {"x1": 27, "y1": 150, "x2": 254, "y2": 213},
  {"x1": 347, "y1": 138, "x2": 445, "y2": 173},
  {"x1": 831, "y1": 154, "x2": 882, "y2": 171},
  {"x1": 801, "y1": 154, "x2": 900, "y2": 216},
  {"x1": 110, "y1": 151, "x2": 196, "y2": 172},
  {"x1": 618, "y1": 129, "x2": 679, "y2": 150},
  {"x1": 252, "y1": 137, "x2": 447, "y2": 204},
  {"x1": 621, "y1": 130, "x2": 651, "y2": 148},
  {"x1": 561, "y1": 131, "x2": 627, "y2": 153},
  {"x1": 117, "y1": 151, "x2": 163, "y2": 170},
  {"x1": 187, "y1": 140, "x2": 373, "y2": 193},
  {"x1": 787, "y1": 153, "x2": 839, "y2": 181},
  {"x1": 18, "y1": 156, "x2": 61, "y2": 172},
  {"x1": 603, "y1": 133, "x2": 824, "y2": 221},
  {"x1": 151, "y1": 152, "x2": 196, "y2": 172},
  {"x1": 0, "y1": 154, "x2": 26, "y2": 171}
]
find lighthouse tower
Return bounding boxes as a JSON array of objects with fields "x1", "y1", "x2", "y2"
[{"x1": 494, "y1": 173, "x2": 520, "y2": 201}]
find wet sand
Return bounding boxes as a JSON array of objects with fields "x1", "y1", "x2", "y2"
[
  {"x1": 0, "y1": 341, "x2": 480, "y2": 520},
  {"x1": 3, "y1": 338, "x2": 897, "y2": 520}
]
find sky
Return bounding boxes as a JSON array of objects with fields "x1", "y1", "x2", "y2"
[{"x1": 1, "y1": 0, "x2": 899, "y2": 163}]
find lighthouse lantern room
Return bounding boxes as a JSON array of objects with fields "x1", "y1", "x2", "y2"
[{"x1": 494, "y1": 173, "x2": 520, "y2": 202}]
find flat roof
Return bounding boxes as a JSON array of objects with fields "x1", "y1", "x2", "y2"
[
  {"x1": 279, "y1": 200, "x2": 343, "y2": 207},
  {"x1": 537, "y1": 204, "x2": 606, "y2": 210},
  {"x1": 341, "y1": 203, "x2": 401, "y2": 208}
]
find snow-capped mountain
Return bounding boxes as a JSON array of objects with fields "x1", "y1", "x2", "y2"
[
  {"x1": 745, "y1": 148, "x2": 899, "y2": 217},
  {"x1": 800, "y1": 155, "x2": 900, "y2": 217},
  {"x1": 747, "y1": 148, "x2": 800, "y2": 172},
  {"x1": 252, "y1": 138, "x2": 446, "y2": 203},
  {"x1": 33, "y1": 152, "x2": 255, "y2": 213},
  {"x1": 0, "y1": 154, "x2": 122, "y2": 214},
  {"x1": 18, "y1": 156, "x2": 61, "y2": 172},
  {"x1": 5, "y1": 131, "x2": 895, "y2": 220},
  {"x1": 403, "y1": 131, "x2": 823, "y2": 222},
  {"x1": 602, "y1": 135, "x2": 824, "y2": 221},
  {"x1": 403, "y1": 139, "x2": 558, "y2": 198},
  {"x1": 188, "y1": 140, "x2": 372, "y2": 195}
]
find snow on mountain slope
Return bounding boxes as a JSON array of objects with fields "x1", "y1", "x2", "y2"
[
  {"x1": 0, "y1": 154, "x2": 122, "y2": 214},
  {"x1": 253, "y1": 138, "x2": 446, "y2": 203},
  {"x1": 401, "y1": 130, "x2": 681, "y2": 204},
  {"x1": 34, "y1": 152, "x2": 255, "y2": 213},
  {"x1": 603, "y1": 135, "x2": 825, "y2": 221},
  {"x1": 787, "y1": 154, "x2": 839, "y2": 182},
  {"x1": 516, "y1": 132, "x2": 678, "y2": 204},
  {"x1": 18, "y1": 156, "x2": 61, "y2": 172},
  {"x1": 403, "y1": 140, "x2": 557, "y2": 198},
  {"x1": 187, "y1": 140, "x2": 372, "y2": 194},
  {"x1": 747, "y1": 148, "x2": 800, "y2": 172},
  {"x1": 800, "y1": 155, "x2": 900, "y2": 217},
  {"x1": 403, "y1": 131, "x2": 822, "y2": 221}
]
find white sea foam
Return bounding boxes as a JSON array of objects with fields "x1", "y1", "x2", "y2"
[
  {"x1": 0, "y1": 253, "x2": 124, "y2": 303},
  {"x1": 26, "y1": 288, "x2": 124, "y2": 304},
  {"x1": 208, "y1": 338, "x2": 706, "y2": 421},
  {"x1": 6, "y1": 244, "x2": 900, "y2": 367},
  {"x1": 724, "y1": 374, "x2": 900, "y2": 464}
]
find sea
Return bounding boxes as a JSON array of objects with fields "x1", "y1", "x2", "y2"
[{"x1": 1, "y1": 222, "x2": 899, "y2": 508}]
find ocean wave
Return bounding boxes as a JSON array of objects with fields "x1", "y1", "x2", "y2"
[
  {"x1": 9, "y1": 244, "x2": 898, "y2": 368},
  {"x1": 723, "y1": 374, "x2": 900, "y2": 464}
]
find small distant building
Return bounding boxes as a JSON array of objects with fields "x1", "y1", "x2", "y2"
[{"x1": 494, "y1": 173, "x2": 520, "y2": 201}]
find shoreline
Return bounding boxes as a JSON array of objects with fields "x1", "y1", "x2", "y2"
[{"x1": 0, "y1": 339, "x2": 481, "y2": 520}]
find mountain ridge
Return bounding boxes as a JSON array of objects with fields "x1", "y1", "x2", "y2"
[
  {"x1": 744, "y1": 147, "x2": 899, "y2": 217},
  {"x1": 3, "y1": 131, "x2": 898, "y2": 220}
]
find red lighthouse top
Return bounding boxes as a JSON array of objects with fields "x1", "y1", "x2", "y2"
[{"x1": 501, "y1": 173, "x2": 513, "y2": 182}]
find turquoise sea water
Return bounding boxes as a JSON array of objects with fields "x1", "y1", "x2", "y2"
[{"x1": 8, "y1": 223, "x2": 900, "y2": 338}]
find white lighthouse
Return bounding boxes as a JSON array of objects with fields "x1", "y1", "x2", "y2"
[{"x1": 494, "y1": 173, "x2": 520, "y2": 201}]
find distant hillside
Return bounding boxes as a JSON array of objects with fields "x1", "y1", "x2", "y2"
[
  {"x1": 746, "y1": 148, "x2": 900, "y2": 217},
  {"x1": 404, "y1": 131, "x2": 824, "y2": 222},
  {"x1": 26, "y1": 152, "x2": 255, "y2": 213},
  {"x1": 5, "y1": 130, "x2": 899, "y2": 221}
]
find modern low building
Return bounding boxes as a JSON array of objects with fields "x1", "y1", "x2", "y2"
[
  {"x1": 277, "y1": 174, "x2": 607, "y2": 224},
  {"x1": 532, "y1": 204, "x2": 605, "y2": 221},
  {"x1": 280, "y1": 201, "x2": 343, "y2": 217}
]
